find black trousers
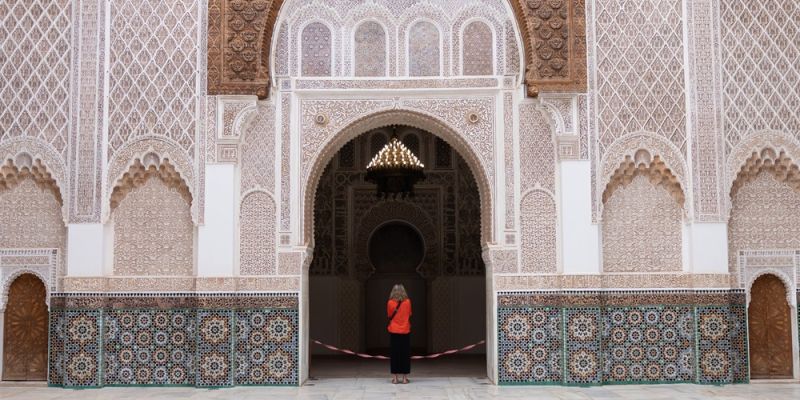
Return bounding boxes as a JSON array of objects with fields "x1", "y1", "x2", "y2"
[{"x1": 390, "y1": 333, "x2": 411, "y2": 374}]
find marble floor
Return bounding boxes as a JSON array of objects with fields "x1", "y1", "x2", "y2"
[
  {"x1": 3, "y1": 359, "x2": 799, "y2": 399},
  {"x1": 2, "y1": 380, "x2": 800, "y2": 399}
]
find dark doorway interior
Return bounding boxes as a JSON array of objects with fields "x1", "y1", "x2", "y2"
[{"x1": 309, "y1": 127, "x2": 486, "y2": 379}]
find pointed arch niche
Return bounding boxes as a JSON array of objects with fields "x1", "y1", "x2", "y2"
[
  {"x1": 109, "y1": 153, "x2": 194, "y2": 277},
  {"x1": 601, "y1": 149, "x2": 686, "y2": 273}
]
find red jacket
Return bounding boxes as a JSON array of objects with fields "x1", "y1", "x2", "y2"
[{"x1": 387, "y1": 299, "x2": 412, "y2": 334}]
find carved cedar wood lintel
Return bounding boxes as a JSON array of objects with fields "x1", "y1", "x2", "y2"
[
  {"x1": 207, "y1": 0, "x2": 587, "y2": 98},
  {"x1": 207, "y1": 0, "x2": 280, "y2": 99}
]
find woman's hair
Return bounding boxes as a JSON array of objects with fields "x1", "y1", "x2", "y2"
[{"x1": 389, "y1": 284, "x2": 408, "y2": 301}]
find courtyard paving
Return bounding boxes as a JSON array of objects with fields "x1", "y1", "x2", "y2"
[{"x1": 1, "y1": 379, "x2": 800, "y2": 399}]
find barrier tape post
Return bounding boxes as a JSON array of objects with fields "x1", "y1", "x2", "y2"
[{"x1": 312, "y1": 339, "x2": 485, "y2": 360}]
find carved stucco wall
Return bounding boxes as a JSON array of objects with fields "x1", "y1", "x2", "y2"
[
  {"x1": 107, "y1": 0, "x2": 200, "y2": 159},
  {"x1": 0, "y1": 1, "x2": 72, "y2": 221},
  {"x1": 0, "y1": 0, "x2": 72, "y2": 161},
  {"x1": 238, "y1": 104, "x2": 278, "y2": 276},
  {"x1": 462, "y1": 22, "x2": 494, "y2": 76},
  {"x1": 588, "y1": 0, "x2": 689, "y2": 222},
  {"x1": 209, "y1": 0, "x2": 586, "y2": 96},
  {"x1": 518, "y1": 103, "x2": 557, "y2": 273},
  {"x1": 105, "y1": 0, "x2": 205, "y2": 224},
  {"x1": 300, "y1": 22, "x2": 333, "y2": 77},
  {"x1": 240, "y1": 191, "x2": 277, "y2": 276},
  {"x1": 590, "y1": 0, "x2": 686, "y2": 156},
  {"x1": 0, "y1": 179, "x2": 66, "y2": 279},
  {"x1": 113, "y1": 178, "x2": 194, "y2": 276},
  {"x1": 602, "y1": 175, "x2": 682, "y2": 273},
  {"x1": 239, "y1": 105, "x2": 276, "y2": 194},
  {"x1": 720, "y1": 0, "x2": 800, "y2": 156},
  {"x1": 354, "y1": 21, "x2": 387, "y2": 77},
  {"x1": 729, "y1": 172, "x2": 800, "y2": 286},
  {"x1": 272, "y1": 0, "x2": 518, "y2": 79},
  {"x1": 408, "y1": 21, "x2": 441, "y2": 77}
]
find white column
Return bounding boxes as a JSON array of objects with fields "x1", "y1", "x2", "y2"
[
  {"x1": 197, "y1": 164, "x2": 236, "y2": 277},
  {"x1": 0, "y1": 310, "x2": 4, "y2": 378},
  {"x1": 67, "y1": 224, "x2": 106, "y2": 276},
  {"x1": 558, "y1": 160, "x2": 601, "y2": 274},
  {"x1": 685, "y1": 222, "x2": 729, "y2": 273}
]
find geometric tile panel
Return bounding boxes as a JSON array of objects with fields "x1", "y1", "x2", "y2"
[
  {"x1": 602, "y1": 306, "x2": 694, "y2": 383},
  {"x1": 696, "y1": 305, "x2": 749, "y2": 384},
  {"x1": 498, "y1": 307, "x2": 562, "y2": 384},
  {"x1": 497, "y1": 291, "x2": 749, "y2": 386},
  {"x1": 564, "y1": 308, "x2": 602, "y2": 385},
  {"x1": 103, "y1": 309, "x2": 196, "y2": 386},
  {"x1": 196, "y1": 310, "x2": 234, "y2": 387},
  {"x1": 234, "y1": 309, "x2": 298, "y2": 385},
  {"x1": 48, "y1": 295, "x2": 299, "y2": 388},
  {"x1": 47, "y1": 310, "x2": 66, "y2": 386},
  {"x1": 48, "y1": 310, "x2": 103, "y2": 388}
]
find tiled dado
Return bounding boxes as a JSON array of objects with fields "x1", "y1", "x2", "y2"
[
  {"x1": 48, "y1": 293, "x2": 299, "y2": 388},
  {"x1": 498, "y1": 290, "x2": 748, "y2": 386}
]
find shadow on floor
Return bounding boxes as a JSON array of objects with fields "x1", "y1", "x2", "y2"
[{"x1": 310, "y1": 354, "x2": 487, "y2": 379}]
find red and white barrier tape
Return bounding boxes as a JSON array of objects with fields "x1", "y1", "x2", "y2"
[{"x1": 312, "y1": 339, "x2": 485, "y2": 360}]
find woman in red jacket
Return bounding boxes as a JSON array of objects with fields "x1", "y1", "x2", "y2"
[{"x1": 387, "y1": 284, "x2": 412, "y2": 384}]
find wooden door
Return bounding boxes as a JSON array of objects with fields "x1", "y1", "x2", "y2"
[
  {"x1": 2, "y1": 274, "x2": 48, "y2": 381},
  {"x1": 748, "y1": 274, "x2": 793, "y2": 379}
]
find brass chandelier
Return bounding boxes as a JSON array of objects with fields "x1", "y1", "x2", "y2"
[{"x1": 365, "y1": 127, "x2": 426, "y2": 199}]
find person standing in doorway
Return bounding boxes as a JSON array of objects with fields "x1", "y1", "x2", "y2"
[{"x1": 387, "y1": 284, "x2": 412, "y2": 384}]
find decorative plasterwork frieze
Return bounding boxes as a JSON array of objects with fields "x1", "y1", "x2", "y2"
[
  {"x1": 494, "y1": 273, "x2": 733, "y2": 291},
  {"x1": 61, "y1": 276, "x2": 301, "y2": 293},
  {"x1": 293, "y1": 78, "x2": 501, "y2": 90},
  {"x1": 0, "y1": 249, "x2": 58, "y2": 310}
]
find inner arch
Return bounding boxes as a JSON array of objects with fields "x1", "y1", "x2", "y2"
[{"x1": 302, "y1": 109, "x2": 494, "y2": 246}]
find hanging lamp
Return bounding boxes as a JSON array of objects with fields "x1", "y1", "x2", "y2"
[{"x1": 365, "y1": 126, "x2": 426, "y2": 199}]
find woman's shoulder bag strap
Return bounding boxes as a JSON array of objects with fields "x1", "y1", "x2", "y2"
[{"x1": 389, "y1": 299, "x2": 404, "y2": 322}]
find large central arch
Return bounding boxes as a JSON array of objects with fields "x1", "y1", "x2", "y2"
[
  {"x1": 301, "y1": 109, "x2": 495, "y2": 246},
  {"x1": 299, "y1": 109, "x2": 498, "y2": 383}
]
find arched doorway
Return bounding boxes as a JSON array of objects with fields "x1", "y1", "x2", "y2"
[
  {"x1": 365, "y1": 222, "x2": 427, "y2": 354},
  {"x1": 3, "y1": 274, "x2": 48, "y2": 381},
  {"x1": 748, "y1": 274, "x2": 793, "y2": 379},
  {"x1": 306, "y1": 125, "x2": 488, "y2": 380}
]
